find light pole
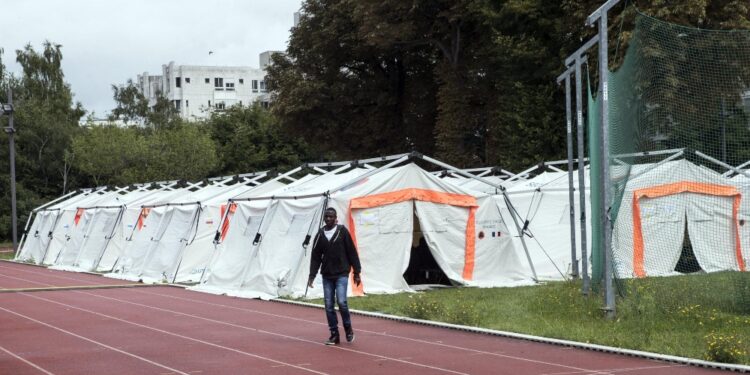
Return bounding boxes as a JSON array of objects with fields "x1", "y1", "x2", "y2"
[{"x1": 2, "y1": 89, "x2": 17, "y2": 254}]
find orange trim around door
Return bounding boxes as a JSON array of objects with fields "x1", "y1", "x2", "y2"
[
  {"x1": 347, "y1": 188, "x2": 479, "y2": 295},
  {"x1": 632, "y1": 181, "x2": 744, "y2": 278}
]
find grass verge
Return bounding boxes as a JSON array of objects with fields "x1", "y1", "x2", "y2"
[
  {"x1": 0, "y1": 242, "x2": 14, "y2": 260},
  {"x1": 300, "y1": 272, "x2": 750, "y2": 365}
]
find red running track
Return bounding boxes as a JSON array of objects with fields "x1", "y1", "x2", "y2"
[
  {"x1": 0, "y1": 262, "x2": 728, "y2": 374},
  {"x1": 0, "y1": 261, "x2": 133, "y2": 290}
]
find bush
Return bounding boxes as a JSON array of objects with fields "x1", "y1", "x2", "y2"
[
  {"x1": 704, "y1": 332, "x2": 746, "y2": 363},
  {"x1": 404, "y1": 294, "x2": 445, "y2": 320}
]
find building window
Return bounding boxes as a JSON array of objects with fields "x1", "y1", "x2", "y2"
[
  {"x1": 186, "y1": 100, "x2": 189, "y2": 108},
  {"x1": 205, "y1": 78, "x2": 210, "y2": 84},
  {"x1": 252, "y1": 80, "x2": 258, "y2": 92},
  {"x1": 226, "y1": 82, "x2": 235, "y2": 91},
  {"x1": 239, "y1": 100, "x2": 242, "y2": 106},
  {"x1": 175, "y1": 77, "x2": 181, "y2": 88},
  {"x1": 239, "y1": 78, "x2": 244, "y2": 84},
  {"x1": 216, "y1": 102, "x2": 226, "y2": 110},
  {"x1": 185, "y1": 77, "x2": 191, "y2": 84},
  {"x1": 174, "y1": 100, "x2": 181, "y2": 110},
  {"x1": 260, "y1": 80, "x2": 266, "y2": 92},
  {"x1": 261, "y1": 101, "x2": 269, "y2": 109},
  {"x1": 214, "y1": 77, "x2": 224, "y2": 90},
  {"x1": 208, "y1": 100, "x2": 211, "y2": 107}
]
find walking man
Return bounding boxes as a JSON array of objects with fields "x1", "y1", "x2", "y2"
[{"x1": 308, "y1": 207, "x2": 362, "y2": 345}]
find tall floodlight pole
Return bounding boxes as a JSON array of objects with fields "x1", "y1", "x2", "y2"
[
  {"x1": 556, "y1": 67, "x2": 579, "y2": 279},
  {"x1": 3, "y1": 89, "x2": 18, "y2": 254},
  {"x1": 565, "y1": 36, "x2": 599, "y2": 296},
  {"x1": 587, "y1": 0, "x2": 620, "y2": 319}
]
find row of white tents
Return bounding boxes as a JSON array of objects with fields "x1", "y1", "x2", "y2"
[{"x1": 15, "y1": 152, "x2": 748, "y2": 299}]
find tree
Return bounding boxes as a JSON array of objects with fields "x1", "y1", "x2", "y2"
[
  {"x1": 207, "y1": 104, "x2": 313, "y2": 174},
  {"x1": 267, "y1": 0, "x2": 439, "y2": 161},
  {"x1": 110, "y1": 80, "x2": 180, "y2": 129},
  {"x1": 71, "y1": 123, "x2": 219, "y2": 185},
  {"x1": 0, "y1": 41, "x2": 85, "y2": 242}
]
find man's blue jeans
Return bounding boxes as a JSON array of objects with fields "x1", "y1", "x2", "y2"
[{"x1": 322, "y1": 275, "x2": 351, "y2": 332}]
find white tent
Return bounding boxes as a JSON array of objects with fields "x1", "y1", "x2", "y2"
[
  {"x1": 15, "y1": 190, "x2": 99, "y2": 264},
  {"x1": 193, "y1": 161, "x2": 532, "y2": 300},
  {"x1": 612, "y1": 159, "x2": 745, "y2": 278},
  {"x1": 730, "y1": 172, "x2": 750, "y2": 271},
  {"x1": 40, "y1": 189, "x2": 126, "y2": 266},
  {"x1": 499, "y1": 168, "x2": 592, "y2": 281},
  {"x1": 194, "y1": 167, "x2": 373, "y2": 298},
  {"x1": 102, "y1": 179, "x2": 266, "y2": 283},
  {"x1": 49, "y1": 187, "x2": 173, "y2": 272}
]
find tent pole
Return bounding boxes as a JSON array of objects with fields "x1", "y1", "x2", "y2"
[
  {"x1": 419, "y1": 154, "x2": 539, "y2": 282},
  {"x1": 504, "y1": 194, "x2": 539, "y2": 281},
  {"x1": 238, "y1": 201, "x2": 281, "y2": 288},
  {"x1": 696, "y1": 151, "x2": 750, "y2": 179}
]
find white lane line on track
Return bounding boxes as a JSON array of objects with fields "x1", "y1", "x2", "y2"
[
  {"x1": 77, "y1": 290, "x2": 470, "y2": 375},
  {"x1": 0, "y1": 265, "x2": 104, "y2": 285},
  {"x1": 0, "y1": 345, "x2": 56, "y2": 375},
  {"x1": 0, "y1": 306, "x2": 190, "y2": 375},
  {"x1": 135, "y1": 288, "x2": 601, "y2": 374},
  {"x1": 19, "y1": 292, "x2": 328, "y2": 375},
  {"x1": 2, "y1": 266, "x2": 660, "y2": 374},
  {"x1": 0, "y1": 272, "x2": 60, "y2": 289}
]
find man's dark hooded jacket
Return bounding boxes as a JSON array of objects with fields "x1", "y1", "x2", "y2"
[{"x1": 309, "y1": 225, "x2": 362, "y2": 280}]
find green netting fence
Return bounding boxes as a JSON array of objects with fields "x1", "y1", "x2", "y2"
[{"x1": 587, "y1": 8, "x2": 750, "y2": 347}]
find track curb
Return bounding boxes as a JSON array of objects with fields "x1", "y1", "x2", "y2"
[{"x1": 272, "y1": 297, "x2": 749, "y2": 373}]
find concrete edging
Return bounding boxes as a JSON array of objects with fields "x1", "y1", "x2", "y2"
[{"x1": 271, "y1": 298, "x2": 750, "y2": 373}]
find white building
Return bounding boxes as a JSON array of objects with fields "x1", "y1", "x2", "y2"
[{"x1": 134, "y1": 52, "x2": 283, "y2": 121}]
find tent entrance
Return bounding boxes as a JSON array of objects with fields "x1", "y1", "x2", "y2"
[
  {"x1": 675, "y1": 217, "x2": 702, "y2": 274},
  {"x1": 403, "y1": 212, "x2": 451, "y2": 286}
]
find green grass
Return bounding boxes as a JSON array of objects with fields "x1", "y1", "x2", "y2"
[
  {"x1": 299, "y1": 272, "x2": 750, "y2": 365},
  {"x1": 0, "y1": 242, "x2": 14, "y2": 260}
]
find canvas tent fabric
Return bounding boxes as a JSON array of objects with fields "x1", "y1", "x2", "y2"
[
  {"x1": 38, "y1": 189, "x2": 126, "y2": 266},
  {"x1": 193, "y1": 163, "x2": 531, "y2": 301},
  {"x1": 194, "y1": 168, "x2": 372, "y2": 299},
  {"x1": 729, "y1": 173, "x2": 750, "y2": 270},
  {"x1": 48, "y1": 188, "x2": 171, "y2": 273},
  {"x1": 105, "y1": 180, "x2": 283, "y2": 284},
  {"x1": 498, "y1": 169, "x2": 592, "y2": 281},
  {"x1": 15, "y1": 190, "x2": 99, "y2": 265},
  {"x1": 612, "y1": 160, "x2": 745, "y2": 278}
]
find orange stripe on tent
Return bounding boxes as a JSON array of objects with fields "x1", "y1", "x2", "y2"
[
  {"x1": 137, "y1": 208, "x2": 151, "y2": 230},
  {"x1": 347, "y1": 188, "x2": 479, "y2": 294},
  {"x1": 348, "y1": 211, "x2": 364, "y2": 296},
  {"x1": 74, "y1": 208, "x2": 85, "y2": 226},
  {"x1": 462, "y1": 207, "x2": 477, "y2": 280},
  {"x1": 219, "y1": 203, "x2": 237, "y2": 242},
  {"x1": 632, "y1": 181, "x2": 744, "y2": 278}
]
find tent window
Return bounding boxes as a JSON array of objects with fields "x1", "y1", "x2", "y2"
[
  {"x1": 675, "y1": 218, "x2": 702, "y2": 274},
  {"x1": 243, "y1": 216, "x2": 263, "y2": 237}
]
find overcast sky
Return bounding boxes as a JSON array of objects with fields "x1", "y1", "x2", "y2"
[{"x1": 0, "y1": 0, "x2": 303, "y2": 117}]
